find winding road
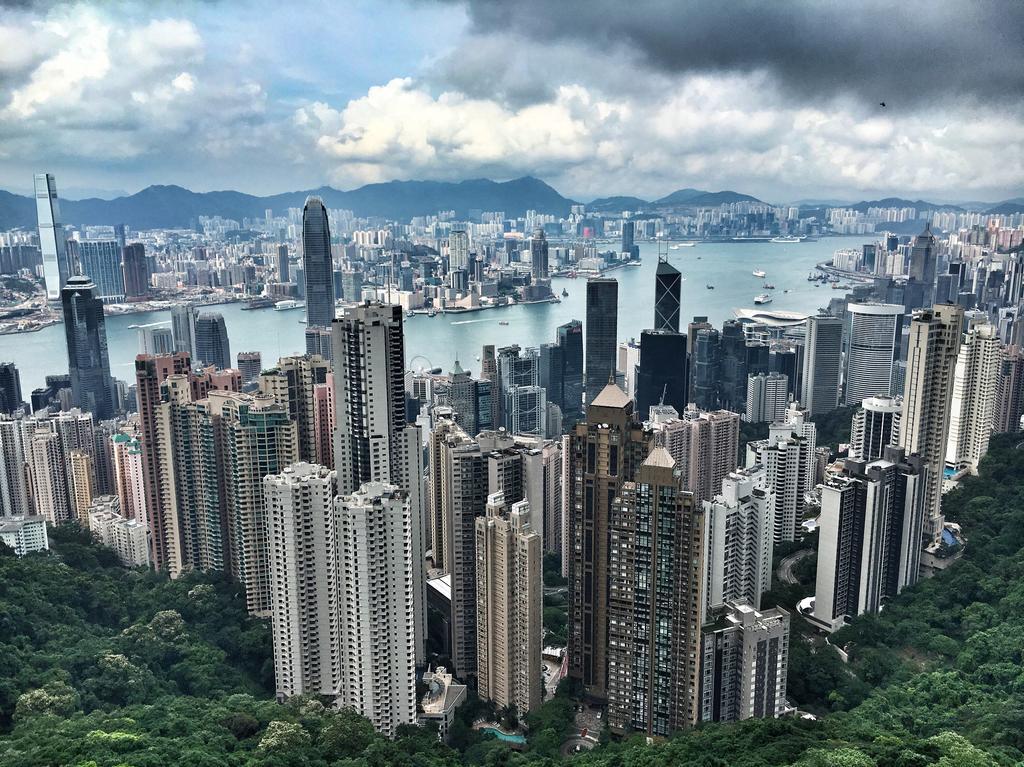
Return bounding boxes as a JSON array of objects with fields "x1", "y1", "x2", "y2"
[{"x1": 778, "y1": 548, "x2": 814, "y2": 585}]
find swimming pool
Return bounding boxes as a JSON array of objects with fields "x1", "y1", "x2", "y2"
[{"x1": 480, "y1": 727, "x2": 527, "y2": 744}]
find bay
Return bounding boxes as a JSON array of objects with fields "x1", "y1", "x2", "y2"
[{"x1": 0, "y1": 239, "x2": 852, "y2": 391}]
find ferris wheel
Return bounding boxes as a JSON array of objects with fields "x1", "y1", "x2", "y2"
[{"x1": 409, "y1": 355, "x2": 433, "y2": 373}]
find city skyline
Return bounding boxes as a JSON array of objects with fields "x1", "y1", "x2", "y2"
[{"x1": 0, "y1": 1, "x2": 1022, "y2": 202}]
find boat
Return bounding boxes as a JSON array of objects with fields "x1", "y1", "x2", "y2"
[
  {"x1": 677, "y1": 242, "x2": 696, "y2": 247},
  {"x1": 832, "y1": 283, "x2": 852, "y2": 290},
  {"x1": 243, "y1": 296, "x2": 276, "y2": 310},
  {"x1": 763, "y1": 282, "x2": 776, "y2": 290},
  {"x1": 754, "y1": 293, "x2": 773, "y2": 304},
  {"x1": 561, "y1": 288, "x2": 568, "y2": 297},
  {"x1": 771, "y1": 235, "x2": 802, "y2": 243},
  {"x1": 274, "y1": 299, "x2": 304, "y2": 311},
  {"x1": 706, "y1": 284, "x2": 715, "y2": 290},
  {"x1": 752, "y1": 269, "x2": 767, "y2": 278},
  {"x1": 427, "y1": 309, "x2": 437, "y2": 318},
  {"x1": 498, "y1": 320, "x2": 509, "y2": 326},
  {"x1": 669, "y1": 244, "x2": 680, "y2": 250},
  {"x1": 783, "y1": 289, "x2": 790, "y2": 293}
]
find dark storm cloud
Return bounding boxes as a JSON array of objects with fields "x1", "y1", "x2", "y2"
[{"x1": 452, "y1": 0, "x2": 1024, "y2": 106}]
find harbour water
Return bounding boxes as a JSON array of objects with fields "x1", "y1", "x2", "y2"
[{"x1": 0, "y1": 239, "x2": 855, "y2": 391}]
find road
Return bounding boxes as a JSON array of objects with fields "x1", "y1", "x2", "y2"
[{"x1": 777, "y1": 549, "x2": 814, "y2": 585}]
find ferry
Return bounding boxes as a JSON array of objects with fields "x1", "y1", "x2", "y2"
[
  {"x1": 274, "y1": 299, "x2": 304, "y2": 311},
  {"x1": 762, "y1": 283, "x2": 776, "y2": 290},
  {"x1": 752, "y1": 269, "x2": 767, "y2": 278},
  {"x1": 498, "y1": 320, "x2": 510, "y2": 326},
  {"x1": 754, "y1": 293, "x2": 773, "y2": 304},
  {"x1": 771, "y1": 235, "x2": 802, "y2": 243},
  {"x1": 677, "y1": 241, "x2": 696, "y2": 247},
  {"x1": 243, "y1": 296, "x2": 276, "y2": 310},
  {"x1": 561, "y1": 288, "x2": 568, "y2": 297}
]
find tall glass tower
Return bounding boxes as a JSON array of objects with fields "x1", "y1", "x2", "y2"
[
  {"x1": 654, "y1": 258, "x2": 682, "y2": 332},
  {"x1": 35, "y1": 173, "x2": 70, "y2": 300},
  {"x1": 585, "y1": 278, "x2": 618, "y2": 403},
  {"x1": 194, "y1": 312, "x2": 231, "y2": 370},
  {"x1": 61, "y1": 275, "x2": 115, "y2": 419},
  {"x1": 302, "y1": 197, "x2": 335, "y2": 328}
]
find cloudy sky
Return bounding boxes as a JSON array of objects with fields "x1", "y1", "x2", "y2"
[{"x1": 1, "y1": 0, "x2": 1022, "y2": 202}]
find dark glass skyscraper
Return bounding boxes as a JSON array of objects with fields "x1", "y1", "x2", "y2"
[
  {"x1": 585, "y1": 278, "x2": 618, "y2": 403},
  {"x1": 194, "y1": 312, "x2": 231, "y2": 370},
  {"x1": 122, "y1": 242, "x2": 150, "y2": 298},
  {"x1": 530, "y1": 228, "x2": 549, "y2": 280},
  {"x1": 690, "y1": 325, "x2": 721, "y2": 410},
  {"x1": 277, "y1": 244, "x2": 289, "y2": 282},
  {"x1": 654, "y1": 258, "x2": 682, "y2": 332},
  {"x1": 0, "y1": 362, "x2": 23, "y2": 415},
  {"x1": 62, "y1": 275, "x2": 115, "y2": 419},
  {"x1": 302, "y1": 197, "x2": 335, "y2": 328},
  {"x1": 635, "y1": 329, "x2": 688, "y2": 419}
]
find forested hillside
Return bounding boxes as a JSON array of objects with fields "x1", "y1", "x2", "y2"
[{"x1": 3, "y1": 435, "x2": 1024, "y2": 765}]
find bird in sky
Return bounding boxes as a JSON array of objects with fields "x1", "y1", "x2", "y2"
[{"x1": 879, "y1": 102, "x2": 886, "y2": 107}]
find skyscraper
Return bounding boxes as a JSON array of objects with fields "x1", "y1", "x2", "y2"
[
  {"x1": 475, "y1": 492, "x2": 542, "y2": 715},
  {"x1": 34, "y1": 173, "x2": 70, "y2": 300},
  {"x1": 236, "y1": 351, "x2": 262, "y2": 385},
  {"x1": 78, "y1": 240, "x2": 126, "y2": 302},
  {"x1": 745, "y1": 372, "x2": 789, "y2": 424},
  {"x1": 621, "y1": 219, "x2": 637, "y2": 259},
  {"x1": 898, "y1": 304, "x2": 963, "y2": 543},
  {"x1": 635, "y1": 329, "x2": 688, "y2": 419},
  {"x1": 552, "y1": 320, "x2": 584, "y2": 418},
  {"x1": 606, "y1": 448, "x2": 705, "y2": 735},
  {"x1": 258, "y1": 354, "x2": 329, "y2": 462},
  {"x1": 654, "y1": 258, "x2": 682, "y2": 332},
  {"x1": 649, "y1": 404, "x2": 740, "y2": 508},
  {"x1": 849, "y1": 396, "x2": 901, "y2": 461},
  {"x1": 530, "y1": 227, "x2": 549, "y2": 280},
  {"x1": 585, "y1": 278, "x2": 618, "y2": 403},
  {"x1": 801, "y1": 315, "x2": 842, "y2": 415},
  {"x1": 995, "y1": 345, "x2": 1024, "y2": 433},
  {"x1": 170, "y1": 304, "x2": 196, "y2": 358},
  {"x1": 194, "y1": 312, "x2": 231, "y2": 370},
  {"x1": 690, "y1": 324, "x2": 721, "y2": 410},
  {"x1": 844, "y1": 303, "x2": 903, "y2": 405},
  {"x1": 909, "y1": 223, "x2": 938, "y2": 307},
  {"x1": 946, "y1": 323, "x2": 1002, "y2": 474},
  {"x1": 121, "y1": 242, "x2": 150, "y2": 299},
  {"x1": 276, "y1": 244, "x2": 290, "y2": 283},
  {"x1": 302, "y1": 197, "x2": 335, "y2": 329},
  {"x1": 62, "y1": 276, "x2": 115, "y2": 420},
  {"x1": 568, "y1": 382, "x2": 651, "y2": 700},
  {"x1": 0, "y1": 362, "x2": 23, "y2": 415}
]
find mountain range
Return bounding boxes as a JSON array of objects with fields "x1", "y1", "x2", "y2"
[{"x1": 0, "y1": 177, "x2": 1019, "y2": 230}]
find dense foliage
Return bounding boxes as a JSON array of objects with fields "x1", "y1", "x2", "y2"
[{"x1": 2, "y1": 435, "x2": 1024, "y2": 765}]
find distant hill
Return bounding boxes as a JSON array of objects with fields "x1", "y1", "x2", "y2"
[
  {"x1": 585, "y1": 195, "x2": 650, "y2": 213},
  {"x1": 986, "y1": 201, "x2": 1024, "y2": 215},
  {"x1": 850, "y1": 197, "x2": 964, "y2": 212},
  {"x1": 653, "y1": 188, "x2": 762, "y2": 207},
  {"x1": 0, "y1": 176, "x2": 577, "y2": 230}
]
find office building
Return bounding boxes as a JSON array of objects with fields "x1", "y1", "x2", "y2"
[
  {"x1": 908, "y1": 223, "x2": 938, "y2": 307},
  {"x1": 78, "y1": 240, "x2": 126, "y2": 302},
  {"x1": 480, "y1": 344, "x2": 499, "y2": 428},
  {"x1": 170, "y1": 304, "x2": 196, "y2": 358},
  {"x1": 276, "y1": 244, "x2": 289, "y2": 282},
  {"x1": 0, "y1": 362, "x2": 23, "y2": 415},
  {"x1": 236, "y1": 351, "x2": 262, "y2": 385},
  {"x1": 555, "y1": 320, "x2": 584, "y2": 418},
  {"x1": 88, "y1": 495, "x2": 149, "y2": 567},
  {"x1": 304, "y1": 326, "x2": 333, "y2": 362},
  {"x1": 302, "y1": 197, "x2": 335, "y2": 329},
  {"x1": 568, "y1": 382, "x2": 651, "y2": 700},
  {"x1": 621, "y1": 219, "x2": 637, "y2": 258},
  {"x1": 606, "y1": 448, "x2": 705, "y2": 736},
  {"x1": 258, "y1": 354, "x2": 330, "y2": 462},
  {"x1": 122, "y1": 242, "x2": 150, "y2": 298},
  {"x1": 0, "y1": 515, "x2": 49, "y2": 556},
  {"x1": 530, "y1": 228, "x2": 549, "y2": 280},
  {"x1": 194, "y1": 312, "x2": 231, "y2": 370},
  {"x1": 636, "y1": 329, "x2": 688, "y2": 419},
  {"x1": 264, "y1": 463, "x2": 338, "y2": 700},
  {"x1": 844, "y1": 303, "x2": 903, "y2": 404},
  {"x1": 745, "y1": 372, "x2": 789, "y2": 424},
  {"x1": 616, "y1": 338, "x2": 641, "y2": 400},
  {"x1": 649, "y1": 404, "x2": 740, "y2": 507},
  {"x1": 898, "y1": 304, "x2": 964, "y2": 542},
  {"x1": 138, "y1": 326, "x2": 175, "y2": 355},
  {"x1": 700, "y1": 602, "x2": 790, "y2": 723},
  {"x1": 849, "y1": 396, "x2": 901, "y2": 461},
  {"x1": 35, "y1": 173, "x2": 70, "y2": 300},
  {"x1": 447, "y1": 360, "x2": 493, "y2": 437},
  {"x1": 475, "y1": 492, "x2": 542, "y2": 715},
  {"x1": 810, "y1": 448, "x2": 925, "y2": 632},
  {"x1": 746, "y1": 403, "x2": 817, "y2": 542},
  {"x1": 335, "y1": 482, "x2": 417, "y2": 737},
  {"x1": 946, "y1": 323, "x2": 1002, "y2": 473},
  {"x1": 690, "y1": 322, "x2": 720, "y2": 410},
  {"x1": 654, "y1": 257, "x2": 682, "y2": 332},
  {"x1": 62, "y1": 276, "x2": 115, "y2": 420},
  {"x1": 584, "y1": 278, "x2": 618, "y2": 403},
  {"x1": 801, "y1": 315, "x2": 842, "y2": 415},
  {"x1": 703, "y1": 467, "x2": 775, "y2": 613},
  {"x1": 332, "y1": 302, "x2": 425, "y2": 663}
]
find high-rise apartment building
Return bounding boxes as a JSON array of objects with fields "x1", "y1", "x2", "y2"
[
  {"x1": 703, "y1": 467, "x2": 775, "y2": 613},
  {"x1": 995, "y1": 344, "x2": 1024, "y2": 433},
  {"x1": 194, "y1": 312, "x2": 231, "y2": 370},
  {"x1": 898, "y1": 304, "x2": 964, "y2": 542},
  {"x1": 35, "y1": 173, "x2": 70, "y2": 300},
  {"x1": 62, "y1": 275, "x2": 115, "y2": 420},
  {"x1": 335, "y1": 482, "x2": 418, "y2": 737},
  {"x1": 475, "y1": 492, "x2": 542, "y2": 715},
  {"x1": 27, "y1": 426, "x2": 70, "y2": 524},
  {"x1": 69, "y1": 448, "x2": 94, "y2": 525},
  {"x1": 258, "y1": 354, "x2": 329, "y2": 462},
  {"x1": 236, "y1": 351, "x2": 262, "y2": 385},
  {"x1": 700, "y1": 602, "x2": 790, "y2": 723},
  {"x1": 449, "y1": 230, "x2": 470, "y2": 271},
  {"x1": 606, "y1": 448, "x2": 704, "y2": 736},
  {"x1": 584, "y1": 278, "x2": 618, "y2": 403},
  {"x1": 849, "y1": 395, "x2": 901, "y2": 461},
  {"x1": 801, "y1": 315, "x2": 843, "y2": 415},
  {"x1": 111, "y1": 433, "x2": 147, "y2": 525},
  {"x1": 844, "y1": 303, "x2": 903, "y2": 405},
  {"x1": 302, "y1": 197, "x2": 335, "y2": 329},
  {"x1": 78, "y1": 240, "x2": 126, "y2": 302},
  {"x1": 649, "y1": 404, "x2": 740, "y2": 507},
  {"x1": 0, "y1": 417, "x2": 31, "y2": 517},
  {"x1": 88, "y1": 495, "x2": 149, "y2": 567},
  {"x1": 946, "y1": 323, "x2": 1002, "y2": 473},
  {"x1": 568, "y1": 382, "x2": 651, "y2": 700},
  {"x1": 810, "y1": 447, "x2": 925, "y2": 632},
  {"x1": 745, "y1": 372, "x2": 789, "y2": 424}
]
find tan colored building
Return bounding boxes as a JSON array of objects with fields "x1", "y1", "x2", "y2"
[
  {"x1": 69, "y1": 448, "x2": 94, "y2": 525},
  {"x1": 475, "y1": 491, "x2": 542, "y2": 716},
  {"x1": 650, "y1": 404, "x2": 740, "y2": 507},
  {"x1": 258, "y1": 354, "x2": 329, "y2": 463}
]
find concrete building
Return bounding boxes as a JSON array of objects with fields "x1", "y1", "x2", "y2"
[
  {"x1": 88, "y1": 495, "x2": 149, "y2": 567},
  {"x1": 27, "y1": 426, "x2": 71, "y2": 524},
  {"x1": 849, "y1": 396, "x2": 901, "y2": 462},
  {"x1": 419, "y1": 667, "x2": 467, "y2": 741},
  {"x1": 745, "y1": 372, "x2": 789, "y2": 424},
  {"x1": 703, "y1": 467, "x2": 775, "y2": 613},
  {"x1": 0, "y1": 515, "x2": 49, "y2": 556},
  {"x1": 0, "y1": 417, "x2": 31, "y2": 518},
  {"x1": 700, "y1": 602, "x2": 790, "y2": 723},
  {"x1": 258, "y1": 354, "x2": 330, "y2": 463},
  {"x1": 236, "y1": 351, "x2": 262, "y2": 385},
  {"x1": 264, "y1": 463, "x2": 338, "y2": 700},
  {"x1": 844, "y1": 303, "x2": 903, "y2": 404},
  {"x1": 946, "y1": 323, "x2": 1002, "y2": 474},
  {"x1": 898, "y1": 304, "x2": 964, "y2": 543},
  {"x1": 800, "y1": 315, "x2": 842, "y2": 415},
  {"x1": 649, "y1": 404, "x2": 740, "y2": 507},
  {"x1": 335, "y1": 482, "x2": 417, "y2": 737},
  {"x1": 69, "y1": 448, "x2": 94, "y2": 525},
  {"x1": 995, "y1": 345, "x2": 1024, "y2": 433},
  {"x1": 810, "y1": 447, "x2": 925, "y2": 633},
  {"x1": 111, "y1": 433, "x2": 147, "y2": 525},
  {"x1": 746, "y1": 403, "x2": 817, "y2": 543},
  {"x1": 606, "y1": 448, "x2": 705, "y2": 736},
  {"x1": 475, "y1": 493, "x2": 542, "y2": 715}
]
